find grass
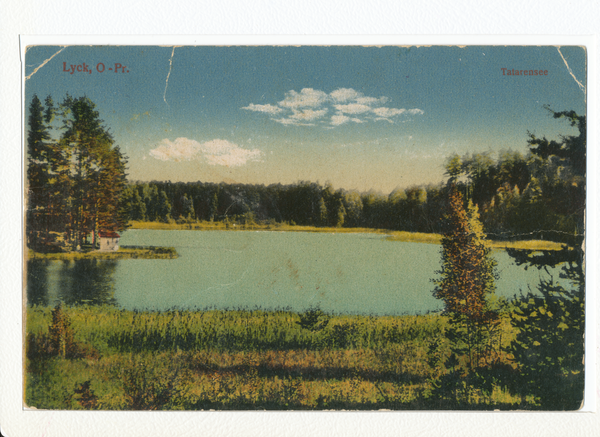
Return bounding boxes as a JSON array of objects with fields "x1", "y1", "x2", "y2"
[
  {"x1": 130, "y1": 220, "x2": 565, "y2": 251},
  {"x1": 27, "y1": 246, "x2": 178, "y2": 261},
  {"x1": 25, "y1": 305, "x2": 526, "y2": 410}
]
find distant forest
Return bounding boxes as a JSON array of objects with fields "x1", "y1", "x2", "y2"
[
  {"x1": 121, "y1": 108, "x2": 585, "y2": 245},
  {"x1": 27, "y1": 92, "x2": 585, "y2": 250}
]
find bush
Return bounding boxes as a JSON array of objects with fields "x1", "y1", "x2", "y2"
[{"x1": 113, "y1": 353, "x2": 193, "y2": 410}]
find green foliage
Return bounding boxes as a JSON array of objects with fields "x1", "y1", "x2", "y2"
[
  {"x1": 113, "y1": 353, "x2": 193, "y2": 410},
  {"x1": 27, "y1": 305, "x2": 444, "y2": 354},
  {"x1": 506, "y1": 246, "x2": 585, "y2": 409},
  {"x1": 499, "y1": 108, "x2": 586, "y2": 409},
  {"x1": 26, "y1": 94, "x2": 129, "y2": 251},
  {"x1": 445, "y1": 154, "x2": 463, "y2": 180},
  {"x1": 73, "y1": 381, "x2": 99, "y2": 409},
  {"x1": 296, "y1": 308, "x2": 330, "y2": 332}
]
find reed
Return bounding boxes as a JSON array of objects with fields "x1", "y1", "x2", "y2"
[{"x1": 24, "y1": 305, "x2": 524, "y2": 410}]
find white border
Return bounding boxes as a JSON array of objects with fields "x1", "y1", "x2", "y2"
[{"x1": 4, "y1": 31, "x2": 600, "y2": 437}]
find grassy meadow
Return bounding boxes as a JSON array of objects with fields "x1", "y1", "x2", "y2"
[{"x1": 25, "y1": 305, "x2": 529, "y2": 410}]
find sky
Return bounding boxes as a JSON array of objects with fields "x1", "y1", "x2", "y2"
[{"x1": 24, "y1": 45, "x2": 587, "y2": 194}]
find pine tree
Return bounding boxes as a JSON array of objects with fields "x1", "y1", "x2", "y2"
[
  {"x1": 181, "y1": 193, "x2": 195, "y2": 220},
  {"x1": 318, "y1": 197, "x2": 328, "y2": 226},
  {"x1": 335, "y1": 198, "x2": 346, "y2": 228},
  {"x1": 26, "y1": 95, "x2": 53, "y2": 247},
  {"x1": 26, "y1": 94, "x2": 128, "y2": 250},
  {"x1": 58, "y1": 96, "x2": 128, "y2": 247}
]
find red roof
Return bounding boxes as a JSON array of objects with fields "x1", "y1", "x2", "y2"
[{"x1": 99, "y1": 230, "x2": 120, "y2": 238}]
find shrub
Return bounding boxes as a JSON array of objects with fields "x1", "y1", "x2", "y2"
[{"x1": 113, "y1": 353, "x2": 193, "y2": 410}]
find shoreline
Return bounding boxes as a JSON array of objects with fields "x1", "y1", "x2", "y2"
[
  {"x1": 28, "y1": 245, "x2": 178, "y2": 261},
  {"x1": 27, "y1": 223, "x2": 566, "y2": 260},
  {"x1": 128, "y1": 220, "x2": 565, "y2": 251}
]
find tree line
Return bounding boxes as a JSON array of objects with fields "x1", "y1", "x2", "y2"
[
  {"x1": 27, "y1": 94, "x2": 584, "y2": 251},
  {"x1": 121, "y1": 108, "x2": 584, "y2": 245},
  {"x1": 27, "y1": 94, "x2": 128, "y2": 251}
]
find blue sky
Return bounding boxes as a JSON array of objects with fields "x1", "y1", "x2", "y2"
[{"x1": 24, "y1": 45, "x2": 586, "y2": 193}]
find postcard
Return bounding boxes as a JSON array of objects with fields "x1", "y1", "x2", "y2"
[{"x1": 16, "y1": 38, "x2": 594, "y2": 431}]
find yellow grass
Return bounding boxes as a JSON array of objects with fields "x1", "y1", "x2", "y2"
[
  {"x1": 129, "y1": 220, "x2": 389, "y2": 234},
  {"x1": 487, "y1": 239, "x2": 564, "y2": 251}
]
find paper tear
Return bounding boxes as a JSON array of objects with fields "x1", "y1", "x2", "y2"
[
  {"x1": 25, "y1": 47, "x2": 67, "y2": 81},
  {"x1": 163, "y1": 47, "x2": 176, "y2": 107},
  {"x1": 557, "y1": 47, "x2": 585, "y2": 95}
]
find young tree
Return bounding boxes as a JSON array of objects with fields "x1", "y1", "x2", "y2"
[
  {"x1": 429, "y1": 187, "x2": 500, "y2": 405},
  {"x1": 433, "y1": 187, "x2": 498, "y2": 323}
]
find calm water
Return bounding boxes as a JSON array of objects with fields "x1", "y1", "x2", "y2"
[{"x1": 26, "y1": 230, "x2": 557, "y2": 315}]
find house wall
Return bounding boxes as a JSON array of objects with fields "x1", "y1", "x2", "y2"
[{"x1": 99, "y1": 238, "x2": 119, "y2": 251}]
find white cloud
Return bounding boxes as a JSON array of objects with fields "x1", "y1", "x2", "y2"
[
  {"x1": 331, "y1": 114, "x2": 350, "y2": 126},
  {"x1": 150, "y1": 138, "x2": 262, "y2": 167},
  {"x1": 272, "y1": 118, "x2": 315, "y2": 126},
  {"x1": 150, "y1": 137, "x2": 199, "y2": 162},
  {"x1": 374, "y1": 117, "x2": 394, "y2": 123},
  {"x1": 334, "y1": 104, "x2": 372, "y2": 114},
  {"x1": 290, "y1": 108, "x2": 328, "y2": 121},
  {"x1": 356, "y1": 96, "x2": 388, "y2": 105},
  {"x1": 278, "y1": 88, "x2": 328, "y2": 108},
  {"x1": 331, "y1": 114, "x2": 364, "y2": 126},
  {"x1": 241, "y1": 103, "x2": 283, "y2": 114},
  {"x1": 273, "y1": 108, "x2": 328, "y2": 126},
  {"x1": 242, "y1": 87, "x2": 423, "y2": 128},
  {"x1": 371, "y1": 107, "x2": 406, "y2": 118},
  {"x1": 329, "y1": 88, "x2": 361, "y2": 102}
]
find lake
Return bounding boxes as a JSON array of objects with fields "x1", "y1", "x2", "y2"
[{"x1": 26, "y1": 230, "x2": 557, "y2": 315}]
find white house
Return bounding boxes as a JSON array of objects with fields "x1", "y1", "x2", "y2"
[{"x1": 98, "y1": 230, "x2": 120, "y2": 251}]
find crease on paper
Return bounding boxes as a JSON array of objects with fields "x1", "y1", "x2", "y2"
[
  {"x1": 557, "y1": 47, "x2": 586, "y2": 97},
  {"x1": 25, "y1": 47, "x2": 67, "y2": 81},
  {"x1": 163, "y1": 47, "x2": 176, "y2": 107}
]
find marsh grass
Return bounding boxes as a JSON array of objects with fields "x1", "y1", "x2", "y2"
[{"x1": 25, "y1": 305, "x2": 526, "y2": 410}]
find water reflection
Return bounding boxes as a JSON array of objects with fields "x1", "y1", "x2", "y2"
[
  {"x1": 26, "y1": 259, "x2": 50, "y2": 306},
  {"x1": 26, "y1": 259, "x2": 118, "y2": 307}
]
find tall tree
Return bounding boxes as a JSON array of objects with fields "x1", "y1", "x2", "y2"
[
  {"x1": 58, "y1": 96, "x2": 128, "y2": 248},
  {"x1": 26, "y1": 95, "x2": 53, "y2": 247}
]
